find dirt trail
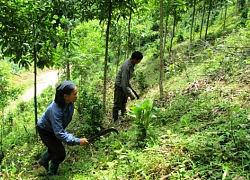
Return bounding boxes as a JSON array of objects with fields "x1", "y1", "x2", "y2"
[{"x1": 19, "y1": 70, "x2": 59, "y2": 101}]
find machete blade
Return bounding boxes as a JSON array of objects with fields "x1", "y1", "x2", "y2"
[
  {"x1": 88, "y1": 127, "x2": 119, "y2": 143},
  {"x1": 129, "y1": 86, "x2": 139, "y2": 99}
]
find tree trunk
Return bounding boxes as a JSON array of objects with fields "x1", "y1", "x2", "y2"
[
  {"x1": 103, "y1": 1, "x2": 112, "y2": 117},
  {"x1": 169, "y1": 9, "x2": 176, "y2": 53},
  {"x1": 115, "y1": 23, "x2": 121, "y2": 75},
  {"x1": 200, "y1": 2, "x2": 206, "y2": 39},
  {"x1": 223, "y1": 2, "x2": 227, "y2": 30},
  {"x1": 159, "y1": 0, "x2": 164, "y2": 101},
  {"x1": 205, "y1": 0, "x2": 213, "y2": 40},
  {"x1": 33, "y1": 46, "x2": 37, "y2": 133},
  {"x1": 163, "y1": 15, "x2": 169, "y2": 52},
  {"x1": 66, "y1": 30, "x2": 72, "y2": 80},
  {"x1": 163, "y1": 0, "x2": 170, "y2": 52},
  {"x1": 127, "y1": 11, "x2": 132, "y2": 58},
  {"x1": 190, "y1": 0, "x2": 196, "y2": 43},
  {"x1": 1, "y1": 108, "x2": 4, "y2": 164},
  {"x1": 116, "y1": 45, "x2": 121, "y2": 75},
  {"x1": 66, "y1": 58, "x2": 70, "y2": 80},
  {"x1": 33, "y1": 22, "x2": 38, "y2": 134}
]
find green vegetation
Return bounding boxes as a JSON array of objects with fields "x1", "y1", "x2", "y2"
[{"x1": 0, "y1": 0, "x2": 250, "y2": 179}]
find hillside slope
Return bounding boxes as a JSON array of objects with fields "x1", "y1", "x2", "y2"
[{"x1": 1, "y1": 5, "x2": 250, "y2": 180}]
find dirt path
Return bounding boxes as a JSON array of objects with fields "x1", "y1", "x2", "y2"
[{"x1": 19, "y1": 70, "x2": 59, "y2": 101}]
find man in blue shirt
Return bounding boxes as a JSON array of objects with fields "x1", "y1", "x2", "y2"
[
  {"x1": 112, "y1": 51, "x2": 143, "y2": 123},
  {"x1": 37, "y1": 80, "x2": 88, "y2": 178}
]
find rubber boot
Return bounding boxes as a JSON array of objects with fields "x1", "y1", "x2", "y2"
[
  {"x1": 112, "y1": 108, "x2": 119, "y2": 123},
  {"x1": 121, "y1": 104, "x2": 126, "y2": 117},
  {"x1": 47, "y1": 162, "x2": 59, "y2": 179},
  {"x1": 38, "y1": 150, "x2": 51, "y2": 171},
  {"x1": 121, "y1": 107, "x2": 126, "y2": 121}
]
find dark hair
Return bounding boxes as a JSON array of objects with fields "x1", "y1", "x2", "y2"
[
  {"x1": 54, "y1": 80, "x2": 76, "y2": 108},
  {"x1": 131, "y1": 51, "x2": 143, "y2": 60}
]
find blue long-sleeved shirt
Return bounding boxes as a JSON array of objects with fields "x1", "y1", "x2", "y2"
[
  {"x1": 115, "y1": 59, "x2": 135, "y2": 97},
  {"x1": 37, "y1": 101, "x2": 80, "y2": 146}
]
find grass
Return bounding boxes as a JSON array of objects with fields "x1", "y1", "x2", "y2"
[
  {"x1": 2, "y1": 64, "x2": 250, "y2": 180},
  {"x1": 11, "y1": 67, "x2": 53, "y2": 90},
  {"x1": 11, "y1": 71, "x2": 34, "y2": 88},
  {"x1": 1, "y1": 5, "x2": 250, "y2": 180}
]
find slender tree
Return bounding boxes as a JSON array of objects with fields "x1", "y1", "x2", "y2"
[
  {"x1": 223, "y1": 0, "x2": 228, "y2": 30},
  {"x1": 127, "y1": 11, "x2": 132, "y2": 58},
  {"x1": 205, "y1": 0, "x2": 213, "y2": 39},
  {"x1": 103, "y1": 0, "x2": 113, "y2": 116},
  {"x1": 199, "y1": 1, "x2": 206, "y2": 39},
  {"x1": 159, "y1": 0, "x2": 164, "y2": 100},
  {"x1": 190, "y1": 0, "x2": 197, "y2": 43},
  {"x1": 169, "y1": 8, "x2": 177, "y2": 53},
  {"x1": 163, "y1": 0, "x2": 171, "y2": 52}
]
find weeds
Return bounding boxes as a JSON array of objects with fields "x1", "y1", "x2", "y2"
[{"x1": 128, "y1": 98, "x2": 158, "y2": 147}]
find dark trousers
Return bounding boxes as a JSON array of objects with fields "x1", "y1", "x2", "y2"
[
  {"x1": 112, "y1": 85, "x2": 127, "y2": 121},
  {"x1": 37, "y1": 126, "x2": 66, "y2": 165}
]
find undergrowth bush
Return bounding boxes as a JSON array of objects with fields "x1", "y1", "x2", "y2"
[
  {"x1": 128, "y1": 98, "x2": 158, "y2": 147},
  {"x1": 75, "y1": 89, "x2": 103, "y2": 138}
]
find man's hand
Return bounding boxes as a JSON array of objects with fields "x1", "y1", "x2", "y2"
[{"x1": 80, "y1": 138, "x2": 88, "y2": 146}]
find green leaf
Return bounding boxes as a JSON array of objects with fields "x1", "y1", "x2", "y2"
[{"x1": 53, "y1": 15, "x2": 59, "y2": 19}]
